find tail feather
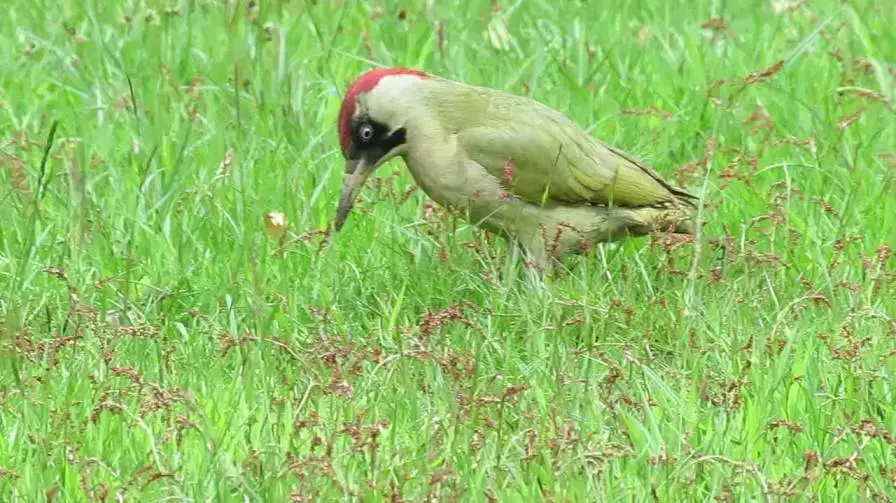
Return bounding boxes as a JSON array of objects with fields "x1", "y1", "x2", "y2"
[{"x1": 630, "y1": 204, "x2": 696, "y2": 236}]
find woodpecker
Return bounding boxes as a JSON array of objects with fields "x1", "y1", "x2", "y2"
[{"x1": 334, "y1": 67, "x2": 698, "y2": 267}]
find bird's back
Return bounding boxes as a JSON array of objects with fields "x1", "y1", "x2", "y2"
[{"x1": 420, "y1": 78, "x2": 696, "y2": 209}]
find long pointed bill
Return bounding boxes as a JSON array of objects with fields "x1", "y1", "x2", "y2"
[{"x1": 334, "y1": 158, "x2": 374, "y2": 232}]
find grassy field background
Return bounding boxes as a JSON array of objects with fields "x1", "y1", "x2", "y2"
[{"x1": 2, "y1": 0, "x2": 894, "y2": 500}]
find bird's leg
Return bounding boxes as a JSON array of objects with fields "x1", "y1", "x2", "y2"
[{"x1": 517, "y1": 236, "x2": 569, "y2": 278}]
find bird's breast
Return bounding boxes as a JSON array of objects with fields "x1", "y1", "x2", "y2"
[{"x1": 402, "y1": 138, "x2": 488, "y2": 208}]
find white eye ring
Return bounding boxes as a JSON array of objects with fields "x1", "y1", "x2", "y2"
[{"x1": 359, "y1": 124, "x2": 374, "y2": 141}]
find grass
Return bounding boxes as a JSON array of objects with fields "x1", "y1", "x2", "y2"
[{"x1": 1, "y1": 0, "x2": 894, "y2": 500}]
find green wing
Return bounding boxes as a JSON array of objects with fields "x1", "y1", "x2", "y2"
[{"x1": 455, "y1": 93, "x2": 695, "y2": 208}]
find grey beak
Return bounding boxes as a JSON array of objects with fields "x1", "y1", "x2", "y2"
[{"x1": 334, "y1": 158, "x2": 372, "y2": 231}]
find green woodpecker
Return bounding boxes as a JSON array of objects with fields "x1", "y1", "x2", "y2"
[{"x1": 334, "y1": 68, "x2": 698, "y2": 267}]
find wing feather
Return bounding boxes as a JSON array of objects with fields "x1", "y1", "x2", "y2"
[{"x1": 446, "y1": 86, "x2": 695, "y2": 208}]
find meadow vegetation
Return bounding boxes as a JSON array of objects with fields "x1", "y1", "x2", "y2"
[{"x1": 1, "y1": 0, "x2": 894, "y2": 500}]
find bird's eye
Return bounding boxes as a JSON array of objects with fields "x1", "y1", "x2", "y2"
[{"x1": 359, "y1": 124, "x2": 374, "y2": 142}]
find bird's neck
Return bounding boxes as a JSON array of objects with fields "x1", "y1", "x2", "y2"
[{"x1": 394, "y1": 80, "x2": 500, "y2": 209}]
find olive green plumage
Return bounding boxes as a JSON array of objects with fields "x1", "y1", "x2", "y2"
[{"x1": 427, "y1": 80, "x2": 696, "y2": 210}]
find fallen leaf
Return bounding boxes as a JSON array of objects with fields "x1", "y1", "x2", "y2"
[{"x1": 264, "y1": 211, "x2": 288, "y2": 238}]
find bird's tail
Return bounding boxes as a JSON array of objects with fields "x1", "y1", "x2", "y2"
[{"x1": 626, "y1": 203, "x2": 696, "y2": 236}]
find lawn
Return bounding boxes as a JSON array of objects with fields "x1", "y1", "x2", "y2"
[{"x1": 1, "y1": 0, "x2": 894, "y2": 501}]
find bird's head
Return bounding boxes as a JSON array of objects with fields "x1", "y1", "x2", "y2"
[{"x1": 334, "y1": 67, "x2": 431, "y2": 231}]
